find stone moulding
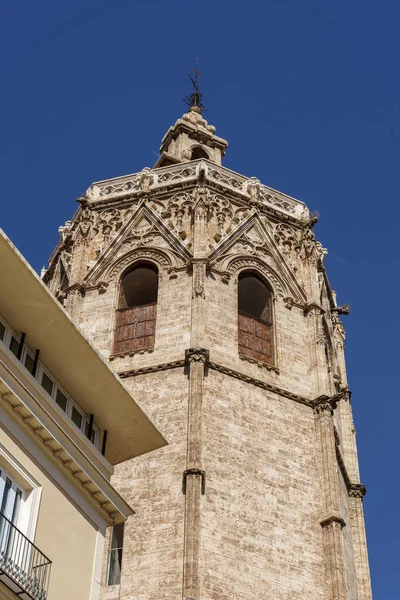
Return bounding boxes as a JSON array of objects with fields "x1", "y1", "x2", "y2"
[
  {"x1": 117, "y1": 359, "x2": 185, "y2": 378},
  {"x1": 117, "y1": 356, "x2": 311, "y2": 406},
  {"x1": 117, "y1": 358, "x2": 367, "y2": 499}
]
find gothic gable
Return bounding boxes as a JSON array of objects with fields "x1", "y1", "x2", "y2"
[
  {"x1": 209, "y1": 211, "x2": 307, "y2": 302},
  {"x1": 85, "y1": 202, "x2": 192, "y2": 286}
]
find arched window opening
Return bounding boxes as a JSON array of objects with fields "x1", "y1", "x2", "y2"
[
  {"x1": 113, "y1": 264, "x2": 158, "y2": 355},
  {"x1": 191, "y1": 146, "x2": 209, "y2": 160},
  {"x1": 238, "y1": 272, "x2": 274, "y2": 365}
]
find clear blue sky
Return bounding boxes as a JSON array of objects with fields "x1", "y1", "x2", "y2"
[{"x1": 1, "y1": 1, "x2": 399, "y2": 597}]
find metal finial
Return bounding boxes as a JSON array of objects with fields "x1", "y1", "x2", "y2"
[{"x1": 184, "y1": 59, "x2": 206, "y2": 112}]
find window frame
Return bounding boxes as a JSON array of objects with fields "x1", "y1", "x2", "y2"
[
  {"x1": 107, "y1": 522, "x2": 124, "y2": 586},
  {"x1": 0, "y1": 443, "x2": 42, "y2": 542},
  {"x1": 237, "y1": 270, "x2": 276, "y2": 367},
  {"x1": 113, "y1": 262, "x2": 159, "y2": 356},
  {"x1": 0, "y1": 316, "x2": 101, "y2": 451}
]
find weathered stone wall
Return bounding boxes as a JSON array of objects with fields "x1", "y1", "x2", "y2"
[
  {"x1": 103, "y1": 368, "x2": 188, "y2": 600},
  {"x1": 201, "y1": 371, "x2": 325, "y2": 600}
]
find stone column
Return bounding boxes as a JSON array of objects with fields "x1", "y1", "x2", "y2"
[
  {"x1": 190, "y1": 187, "x2": 209, "y2": 347},
  {"x1": 182, "y1": 348, "x2": 208, "y2": 600},
  {"x1": 349, "y1": 486, "x2": 372, "y2": 600},
  {"x1": 307, "y1": 305, "x2": 331, "y2": 397},
  {"x1": 314, "y1": 398, "x2": 347, "y2": 600}
]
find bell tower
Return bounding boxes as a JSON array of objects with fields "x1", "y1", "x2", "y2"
[{"x1": 43, "y1": 96, "x2": 372, "y2": 600}]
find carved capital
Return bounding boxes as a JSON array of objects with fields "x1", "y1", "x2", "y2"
[
  {"x1": 304, "y1": 302, "x2": 324, "y2": 316},
  {"x1": 313, "y1": 393, "x2": 342, "y2": 415},
  {"x1": 185, "y1": 348, "x2": 210, "y2": 366},
  {"x1": 65, "y1": 282, "x2": 86, "y2": 296},
  {"x1": 320, "y1": 513, "x2": 346, "y2": 529},
  {"x1": 348, "y1": 483, "x2": 366, "y2": 499},
  {"x1": 182, "y1": 468, "x2": 206, "y2": 495}
]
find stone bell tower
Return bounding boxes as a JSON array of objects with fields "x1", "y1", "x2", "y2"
[{"x1": 43, "y1": 101, "x2": 372, "y2": 600}]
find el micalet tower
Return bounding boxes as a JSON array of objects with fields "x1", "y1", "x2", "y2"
[{"x1": 43, "y1": 77, "x2": 372, "y2": 600}]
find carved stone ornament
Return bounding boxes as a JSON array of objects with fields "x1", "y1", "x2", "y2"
[
  {"x1": 221, "y1": 271, "x2": 231, "y2": 284},
  {"x1": 74, "y1": 208, "x2": 97, "y2": 241},
  {"x1": 185, "y1": 347, "x2": 210, "y2": 365},
  {"x1": 283, "y1": 296, "x2": 294, "y2": 310},
  {"x1": 138, "y1": 167, "x2": 155, "y2": 191},
  {"x1": 97, "y1": 281, "x2": 108, "y2": 294},
  {"x1": 193, "y1": 262, "x2": 206, "y2": 297},
  {"x1": 320, "y1": 514, "x2": 346, "y2": 529},
  {"x1": 244, "y1": 177, "x2": 261, "y2": 202},
  {"x1": 312, "y1": 394, "x2": 338, "y2": 415},
  {"x1": 58, "y1": 220, "x2": 72, "y2": 243},
  {"x1": 348, "y1": 483, "x2": 366, "y2": 499}
]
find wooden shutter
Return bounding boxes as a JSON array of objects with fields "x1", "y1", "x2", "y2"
[
  {"x1": 238, "y1": 311, "x2": 273, "y2": 364},
  {"x1": 113, "y1": 303, "x2": 156, "y2": 355}
]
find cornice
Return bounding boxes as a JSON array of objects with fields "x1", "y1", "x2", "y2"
[
  {"x1": 84, "y1": 160, "x2": 307, "y2": 221},
  {"x1": 118, "y1": 359, "x2": 185, "y2": 379},
  {"x1": 116, "y1": 354, "x2": 311, "y2": 406},
  {"x1": 0, "y1": 354, "x2": 131, "y2": 525}
]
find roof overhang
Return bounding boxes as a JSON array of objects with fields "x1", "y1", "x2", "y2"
[{"x1": 0, "y1": 230, "x2": 168, "y2": 465}]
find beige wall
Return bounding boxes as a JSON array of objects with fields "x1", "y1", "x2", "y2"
[{"x1": 0, "y1": 408, "x2": 106, "y2": 600}]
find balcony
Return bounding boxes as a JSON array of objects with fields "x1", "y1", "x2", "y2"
[{"x1": 0, "y1": 513, "x2": 51, "y2": 600}]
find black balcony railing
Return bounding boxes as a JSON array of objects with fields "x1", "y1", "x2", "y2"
[{"x1": 0, "y1": 512, "x2": 51, "y2": 599}]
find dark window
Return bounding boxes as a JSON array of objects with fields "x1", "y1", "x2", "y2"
[
  {"x1": 191, "y1": 146, "x2": 209, "y2": 160},
  {"x1": 9, "y1": 337, "x2": 19, "y2": 357},
  {"x1": 25, "y1": 354, "x2": 35, "y2": 375},
  {"x1": 113, "y1": 264, "x2": 158, "y2": 355},
  {"x1": 41, "y1": 372, "x2": 54, "y2": 396},
  {"x1": 0, "y1": 322, "x2": 5, "y2": 341},
  {"x1": 71, "y1": 407, "x2": 83, "y2": 429},
  {"x1": 238, "y1": 272, "x2": 273, "y2": 365},
  {"x1": 55, "y1": 389, "x2": 68, "y2": 412},
  {"x1": 107, "y1": 523, "x2": 124, "y2": 585}
]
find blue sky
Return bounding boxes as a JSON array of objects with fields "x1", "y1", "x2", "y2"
[{"x1": 1, "y1": 1, "x2": 399, "y2": 596}]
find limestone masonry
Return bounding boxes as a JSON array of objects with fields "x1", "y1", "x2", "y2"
[{"x1": 44, "y1": 106, "x2": 372, "y2": 600}]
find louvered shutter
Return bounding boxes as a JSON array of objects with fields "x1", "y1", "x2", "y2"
[
  {"x1": 238, "y1": 311, "x2": 273, "y2": 364},
  {"x1": 113, "y1": 302, "x2": 157, "y2": 355}
]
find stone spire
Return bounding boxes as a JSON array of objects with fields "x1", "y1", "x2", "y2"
[{"x1": 154, "y1": 109, "x2": 228, "y2": 168}]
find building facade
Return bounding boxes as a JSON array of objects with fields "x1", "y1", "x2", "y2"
[
  {"x1": 0, "y1": 231, "x2": 166, "y2": 600},
  {"x1": 43, "y1": 106, "x2": 372, "y2": 600}
]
